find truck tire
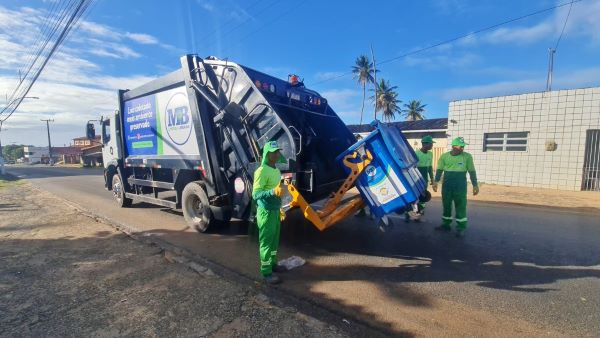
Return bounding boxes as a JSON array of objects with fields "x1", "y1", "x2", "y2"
[
  {"x1": 182, "y1": 182, "x2": 212, "y2": 233},
  {"x1": 112, "y1": 173, "x2": 132, "y2": 208}
]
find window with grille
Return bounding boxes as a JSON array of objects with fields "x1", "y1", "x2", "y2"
[{"x1": 483, "y1": 132, "x2": 528, "y2": 152}]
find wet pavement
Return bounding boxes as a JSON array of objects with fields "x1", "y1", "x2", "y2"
[{"x1": 7, "y1": 165, "x2": 600, "y2": 337}]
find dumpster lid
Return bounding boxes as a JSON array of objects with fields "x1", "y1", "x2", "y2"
[{"x1": 338, "y1": 120, "x2": 418, "y2": 168}]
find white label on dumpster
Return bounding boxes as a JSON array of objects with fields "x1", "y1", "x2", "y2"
[{"x1": 365, "y1": 165, "x2": 407, "y2": 205}]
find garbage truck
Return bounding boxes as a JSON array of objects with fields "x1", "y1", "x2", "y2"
[{"x1": 89, "y1": 54, "x2": 426, "y2": 232}]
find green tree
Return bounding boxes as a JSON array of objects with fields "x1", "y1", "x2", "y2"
[
  {"x1": 351, "y1": 55, "x2": 377, "y2": 126},
  {"x1": 371, "y1": 79, "x2": 401, "y2": 123},
  {"x1": 403, "y1": 100, "x2": 427, "y2": 121}
]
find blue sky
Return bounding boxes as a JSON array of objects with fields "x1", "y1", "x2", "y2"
[{"x1": 1, "y1": 0, "x2": 599, "y2": 146}]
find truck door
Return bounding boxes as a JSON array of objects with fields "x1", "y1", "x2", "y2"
[{"x1": 101, "y1": 113, "x2": 121, "y2": 168}]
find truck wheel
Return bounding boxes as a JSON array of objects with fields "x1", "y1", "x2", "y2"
[
  {"x1": 112, "y1": 173, "x2": 132, "y2": 207},
  {"x1": 182, "y1": 182, "x2": 212, "y2": 233}
]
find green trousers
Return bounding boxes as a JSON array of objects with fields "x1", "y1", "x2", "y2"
[
  {"x1": 256, "y1": 207, "x2": 281, "y2": 277},
  {"x1": 441, "y1": 188, "x2": 468, "y2": 230}
]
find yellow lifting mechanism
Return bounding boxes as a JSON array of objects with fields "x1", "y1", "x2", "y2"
[{"x1": 284, "y1": 148, "x2": 373, "y2": 231}]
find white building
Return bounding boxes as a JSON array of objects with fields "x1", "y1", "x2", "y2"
[
  {"x1": 448, "y1": 87, "x2": 600, "y2": 191},
  {"x1": 23, "y1": 146, "x2": 49, "y2": 164}
]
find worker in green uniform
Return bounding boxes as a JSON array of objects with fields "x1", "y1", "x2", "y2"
[
  {"x1": 432, "y1": 137, "x2": 479, "y2": 237},
  {"x1": 405, "y1": 135, "x2": 435, "y2": 222},
  {"x1": 252, "y1": 140, "x2": 288, "y2": 285}
]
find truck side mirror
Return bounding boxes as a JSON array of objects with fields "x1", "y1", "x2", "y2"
[{"x1": 86, "y1": 123, "x2": 95, "y2": 139}]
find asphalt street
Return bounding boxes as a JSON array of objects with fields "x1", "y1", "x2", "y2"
[{"x1": 7, "y1": 165, "x2": 600, "y2": 337}]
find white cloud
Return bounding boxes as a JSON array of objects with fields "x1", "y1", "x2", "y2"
[
  {"x1": 475, "y1": 0, "x2": 600, "y2": 46},
  {"x1": 0, "y1": 5, "x2": 164, "y2": 146},
  {"x1": 197, "y1": 1, "x2": 215, "y2": 12},
  {"x1": 321, "y1": 89, "x2": 360, "y2": 107},
  {"x1": 404, "y1": 52, "x2": 481, "y2": 70},
  {"x1": 320, "y1": 88, "x2": 365, "y2": 123},
  {"x1": 314, "y1": 71, "x2": 346, "y2": 81},
  {"x1": 437, "y1": 67, "x2": 600, "y2": 101},
  {"x1": 125, "y1": 32, "x2": 159, "y2": 45}
]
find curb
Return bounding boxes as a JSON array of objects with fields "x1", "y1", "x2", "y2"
[{"x1": 24, "y1": 183, "x2": 389, "y2": 338}]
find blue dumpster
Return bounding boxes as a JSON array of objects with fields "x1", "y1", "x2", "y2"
[{"x1": 337, "y1": 120, "x2": 427, "y2": 219}]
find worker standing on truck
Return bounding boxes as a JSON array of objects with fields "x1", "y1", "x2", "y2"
[
  {"x1": 432, "y1": 137, "x2": 479, "y2": 237},
  {"x1": 252, "y1": 141, "x2": 288, "y2": 285},
  {"x1": 406, "y1": 135, "x2": 435, "y2": 222}
]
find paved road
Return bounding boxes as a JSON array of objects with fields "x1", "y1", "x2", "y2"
[{"x1": 7, "y1": 165, "x2": 600, "y2": 337}]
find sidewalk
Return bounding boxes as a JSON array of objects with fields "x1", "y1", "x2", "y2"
[
  {"x1": 0, "y1": 179, "x2": 349, "y2": 337},
  {"x1": 429, "y1": 183, "x2": 600, "y2": 211}
]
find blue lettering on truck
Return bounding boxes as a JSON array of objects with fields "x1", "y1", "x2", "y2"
[
  {"x1": 164, "y1": 92, "x2": 192, "y2": 146},
  {"x1": 123, "y1": 95, "x2": 158, "y2": 156}
]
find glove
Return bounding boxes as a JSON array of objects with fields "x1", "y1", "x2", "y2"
[
  {"x1": 432, "y1": 182, "x2": 438, "y2": 192},
  {"x1": 280, "y1": 209, "x2": 286, "y2": 221},
  {"x1": 273, "y1": 184, "x2": 283, "y2": 197},
  {"x1": 473, "y1": 185, "x2": 479, "y2": 196}
]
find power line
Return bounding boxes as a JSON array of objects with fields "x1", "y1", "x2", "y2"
[
  {"x1": 1, "y1": 0, "x2": 92, "y2": 123},
  {"x1": 312, "y1": 0, "x2": 585, "y2": 87},
  {"x1": 555, "y1": 0, "x2": 575, "y2": 50},
  {"x1": 4, "y1": 0, "x2": 77, "y2": 114}
]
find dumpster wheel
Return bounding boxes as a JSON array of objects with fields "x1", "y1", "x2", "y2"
[{"x1": 182, "y1": 181, "x2": 213, "y2": 233}]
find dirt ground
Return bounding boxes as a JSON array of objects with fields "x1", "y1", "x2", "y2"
[
  {"x1": 0, "y1": 180, "x2": 346, "y2": 338},
  {"x1": 425, "y1": 183, "x2": 600, "y2": 210}
]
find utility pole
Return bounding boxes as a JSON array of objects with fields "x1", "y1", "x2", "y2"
[
  {"x1": 0, "y1": 120, "x2": 4, "y2": 174},
  {"x1": 41, "y1": 119, "x2": 54, "y2": 165},
  {"x1": 0, "y1": 120, "x2": 4, "y2": 158},
  {"x1": 546, "y1": 48, "x2": 556, "y2": 92},
  {"x1": 370, "y1": 44, "x2": 378, "y2": 121}
]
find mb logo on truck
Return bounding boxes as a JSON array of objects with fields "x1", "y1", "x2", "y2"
[{"x1": 165, "y1": 92, "x2": 192, "y2": 145}]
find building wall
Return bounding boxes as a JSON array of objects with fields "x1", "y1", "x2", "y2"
[
  {"x1": 404, "y1": 131, "x2": 447, "y2": 171},
  {"x1": 23, "y1": 146, "x2": 48, "y2": 164},
  {"x1": 448, "y1": 87, "x2": 600, "y2": 191}
]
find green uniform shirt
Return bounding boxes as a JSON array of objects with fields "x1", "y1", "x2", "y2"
[
  {"x1": 252, "y1": 165, "x2": 282, "y2": 210},
  {"x1": 434, "y1": 151, "x2": 478, "y2": 192},
  {"x1": 415, "y1": 149, "x2": 434, "y2": 184}
]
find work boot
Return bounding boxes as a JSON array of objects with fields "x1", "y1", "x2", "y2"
[
  {"x1": 355, "y1": 208, "x2": 366, "y2": 218},
  {"x1": 272, "y1": 264, "x2": 287, "y2": 273},
  {"x1": 263, "y1": 274, "x2": 281, "y2": 285},
  {"x1": 434, "y1": 224, "x2": 451, "y2": 232}
]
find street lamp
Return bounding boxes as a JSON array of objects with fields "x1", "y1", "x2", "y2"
[{"x1": 0, "y1": 96, "x2": 39, "y2": 116}]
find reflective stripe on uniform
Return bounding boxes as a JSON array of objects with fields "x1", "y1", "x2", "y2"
[
  {"x1": 271, "y1": 251, "x2": 277, "y2": 256},
  {"x1": 456, "y1": 218, "x2": 468, "y2": 222},
  {"x1": 442, "y1": 216, "x2": 453, "y2": 220},
  {"x1": 261, "y1": 260, "x2": 272, "y2": 266}
]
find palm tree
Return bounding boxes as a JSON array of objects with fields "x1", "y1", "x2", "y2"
[
  {"x1": 403, "y1": 100, "x2": 427, "y2": 121},
  {"x1": 371, "y1": 79, "x2": 401, "y2": 123},
  {"x1": 351, "y1": 55, "x2": 376, "y2": 126}
]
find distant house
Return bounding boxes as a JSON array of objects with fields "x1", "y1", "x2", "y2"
[
  {"x1": 73, "y1": 136, "x2": 100, "y2": 147},
  {"x1": 23, "y1": 146, "x2": 82, "y2": 164},
  {"x1": 73, "y1": 136, "x2": 102, "y2": 166},
  {"x1": 347, "y1": 118, "x2": 448, "y2": 169}
]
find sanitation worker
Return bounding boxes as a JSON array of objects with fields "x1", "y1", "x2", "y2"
[
  {"x1": 432, "y1": 137, "x2": 479, "y2": 237},
  {"x1": 252, "y1": 140, "x2": 288, "y2": 285},
  {"x1": 406, "y1": 135, "x2": 435, "y2": 222}
]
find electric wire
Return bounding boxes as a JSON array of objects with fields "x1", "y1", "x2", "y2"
[{"x1": 312, "y1": 0, "x2": 585, "y2": 87}]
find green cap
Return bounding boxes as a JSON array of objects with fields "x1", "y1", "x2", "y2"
[
  {"x1": 264, "y1": 140, "x2": 282, "y2": 153},
  {"x1": 451, "y1": 137, "x2": 468, "y2": 147},
  {"x1": 261, "y1": 140, "x2": 287, "y2": 165},
  {"x1": 421, "y1": 135, "x2": 435, "y2": 144}
]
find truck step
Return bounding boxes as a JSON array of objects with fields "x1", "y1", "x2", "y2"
[
  {"x1": 125, "y1": 193, "x2": 177, "y2": 209},
  {"x1": 128, "y1": 178, "x2": 175, "y2": 190}
]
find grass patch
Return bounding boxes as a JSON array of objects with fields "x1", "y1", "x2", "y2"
[{"x1": 0, "y1": 175, "x2": 24, "y2": 189}]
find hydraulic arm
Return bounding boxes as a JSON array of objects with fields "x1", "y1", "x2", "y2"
[{"x1": 285, "y1": 148, "x2": 373, "y2": 231}]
